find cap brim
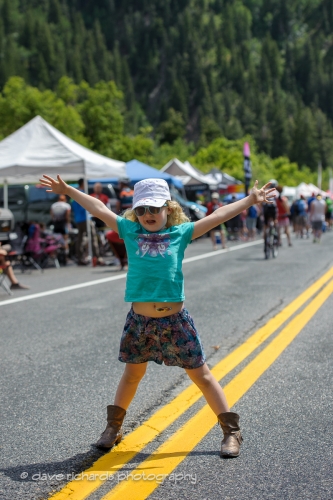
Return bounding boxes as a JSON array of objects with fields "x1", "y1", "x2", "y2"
[{"x1": 132, "y1": 198, "x2": 169, "y2": 210}]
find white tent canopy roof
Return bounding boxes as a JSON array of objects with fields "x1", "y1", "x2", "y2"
[
  {"x1": 307, "y1": 183, "x2": 328, "y2": 197},
  {"x1": 161, "y1": 158, "x2": 216, "y2": 189},
  {"x1": 281, "y1": 186, "x2": 297, "y2": 201},
  {"x1": 203, "y1": 168, "x2": 242, "y2": 189},
  {"x1": 295, "y1": 182, "x2": 313, "y2": 198},
  {"x1": 0, "y1": 115, "x2": 126, "y2": 183}
]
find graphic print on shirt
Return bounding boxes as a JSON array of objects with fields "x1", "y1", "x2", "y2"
[{"x1": 136, "y1": 233, "x2": 172, "y2": 258}]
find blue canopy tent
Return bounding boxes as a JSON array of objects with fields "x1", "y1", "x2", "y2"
[
  {"x1": 223, "y1": 193, "x2": 245, "y2": 202},
  {"x1": 88, "y1": 159, "x2": 183, "y2": 189}
]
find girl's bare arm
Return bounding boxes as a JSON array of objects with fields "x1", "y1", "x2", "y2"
[
  {"x1": 39, "y1": 175, "x2": 118, "y2": 231},
  {"x1": 192, "y1": 181, "x2": 275, "y2": 240}
]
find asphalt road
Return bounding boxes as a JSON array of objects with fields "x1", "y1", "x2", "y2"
[{"x1": 0, "y1": 231, "x2": 333, "y2": 500}]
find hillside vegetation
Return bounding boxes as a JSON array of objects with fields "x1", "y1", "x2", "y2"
[{"x1": 1, "y1": 0, "x2": 333, "y2": 186}]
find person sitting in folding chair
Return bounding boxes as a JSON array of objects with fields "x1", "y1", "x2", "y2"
[
  {"x1": 25, "y1": 222, "x2": 60, "y2": 269},
  {"x1": 0, "y1": 242, "x2": 30, "y2": 293}
]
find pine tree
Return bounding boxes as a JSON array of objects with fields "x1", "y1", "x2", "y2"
[
  {"x1": 71, "y1": 45, "x2": 83, "y2": 82},
  {"x1": 290, "y1": 107, "x2": 319, "y2": 169},
  {"x1": 0, "y1": 18, "x2": 6, "y2": 88},
  {"x1": 170, "y1": 80, "x2": 188, "y2": 121},
  {"x1": 113, "y1": 41, "x2": 123, "y2": 89},
  {"x1": 19, "y1": 10, "x2": 36, "y2": 49},
  {"x1": 83, "y1": 32, "x2": 99, "y2": 85},
  {"x1": 270, "y1": 102, "x2": 289, "y2": 158},
  {"x1": 48, "y1": 0, "x2": 62, "y2": 24},
  {"x1": 2, "y1": 0, "x2": 18, "y2": 35},
  {"x1": 36, "y1": 53, "x2": 50, "y2": 88},
  {"x1": 92, "y1": 20, "x2": 110, "y2": 80},
  {"x1": 314, "y1": 107, "x2": 333, "y2": 168}
]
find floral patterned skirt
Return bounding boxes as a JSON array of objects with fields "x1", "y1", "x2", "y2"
[{"x1": 118, "y1": 307, "x2": 206, "y2": 369}]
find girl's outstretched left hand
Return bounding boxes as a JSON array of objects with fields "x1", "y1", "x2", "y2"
[
  {"x1": 39, "y1": 174, "x2": 69, "y2": 195},
  {"x1": 251, "y1": 180, "x2": 276, "y2": 204}
]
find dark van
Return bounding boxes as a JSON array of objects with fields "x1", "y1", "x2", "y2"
[
  {"x1": 0, "y1": 185, "x2": 28, "y2": 224},
  {"x1": 26, "y1": 185, "x2": 59, "y2": 225},
  {"x1": 0, "y1": 184, "x2": 58, "y2": 226}
]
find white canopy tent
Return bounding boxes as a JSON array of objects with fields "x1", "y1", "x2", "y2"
[
  {"x1": 0, "y1": 115, "x2": 126, "y2": 194},
  {"x1": 281, "y1": 186, "x2": 297, "y2": 202},
  {"x1": 284, "y1": 183, "x2": 329, "y2": 201},
  {"x1": 203, "y1": 168, "x2": 243, "y2": 190},
  {"x1": 0, "y1": 115, "x2": 126, "y2": 262},
  {"x1": 295, "y1": 182, "x2": 313, "y2": 198},
  {"x1": 307, "y1": 183, "x2": 328, "y2": 197},
  {"x1": 161, "y1": 158, "x2": 217, "y2": 191}
]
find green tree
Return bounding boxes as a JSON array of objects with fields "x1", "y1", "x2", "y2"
[
  {"x1": 78, "y1": 80, "x2": 125, "y2": 154},
  {"x1": 0, "y1": 77, "x2": 86, "y2": 143},
  {"x1": 48, "y1": 0, "x2": 62, "y2": 24},
  {"x1": 290, "y1": 107, "x2": 319, "y2": 169},
  {"x1": 2, "y1": 0, "x2": 18, "y2": 35},
  {"x1": 157, "y1": 108, "x2": 186, "y2": 144}
]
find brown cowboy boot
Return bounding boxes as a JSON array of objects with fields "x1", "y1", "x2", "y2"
[
  {"x1": 96, "y1": 405, "x2": 126, "y2": 449},
  {"x1": 217, "y1": 411, "x2": 243, "y2": 458}
]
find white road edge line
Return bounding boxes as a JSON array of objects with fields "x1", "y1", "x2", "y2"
[{"x1": 0, "y1": 239, "x2": 262, "y2": 307}]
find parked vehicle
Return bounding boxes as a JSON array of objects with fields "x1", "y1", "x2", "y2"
[
  {"x1": 171, "y1": 190, "x2": 207, "y2": 221},
  {"x1": 0, "y1": 207, "x2": 15, "y2": 242},
  {"x1": 0, "y1": 185, "x2": 28, "y2": 224},
  {"x1": 0, "y1": 183, "x2": 118, "y2": 227},
  {"x1": 26, "y1": 185, "x2": 59, "y2": 225}
]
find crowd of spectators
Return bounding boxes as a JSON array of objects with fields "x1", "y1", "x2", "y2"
[
  {"x1": 204, "y1": 187, "x2": 332, "y2": 248},
  {"x1": 1, "y1": 180, "x2": 332, "y2": 296}
]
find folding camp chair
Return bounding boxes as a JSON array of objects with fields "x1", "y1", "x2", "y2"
[
  {"x1": 10, "y1": 234, "x2": 43, "y2": 272},
  {"x1": 0, "y1": 265, "x2": 13, "y2": 295}
]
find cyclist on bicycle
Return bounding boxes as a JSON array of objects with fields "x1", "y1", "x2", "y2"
[
  {"x1": 262, "y1": 180, "x2": 278, "y2": 258},
  {"x1": 262, "y1": 180, "x2": 278, "y2": 231}
]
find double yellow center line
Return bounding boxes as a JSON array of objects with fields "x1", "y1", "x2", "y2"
[{"x1": 50, "y1": 267, "x2": 333, "y2": 500}]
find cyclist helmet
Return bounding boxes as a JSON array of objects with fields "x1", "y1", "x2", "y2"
[
  {"x1": 268, "y1": 179, "x2": 278, "y2": 188},
  {"x1": 118, "y1": 176, "x2": 131, "y2": 185}
]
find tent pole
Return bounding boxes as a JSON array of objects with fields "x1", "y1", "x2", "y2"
[
  {"x1": 84, "y1": 176, "x2": 93, "y2": 266},
  {"x1": 3, "y1": 178, "x2": 8, "y2": 209}
]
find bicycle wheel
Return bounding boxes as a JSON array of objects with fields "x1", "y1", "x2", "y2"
[
  {"x1": 272, "y1": 233, "x2": 279, "y2": 258},
  {"x1": 272, "y1": 244, "x2": 278, "y2": 258},
  {"x1": 264, "y1": 239, "x2": 270, "y2": 259}
]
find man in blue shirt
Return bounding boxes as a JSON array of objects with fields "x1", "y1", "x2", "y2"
[
  {"x1": 295, "y1": 195, "x2": 308, "y2": 238},
  {"x1": 71, "y1": 179, "x2": 100, "y2": 265}
]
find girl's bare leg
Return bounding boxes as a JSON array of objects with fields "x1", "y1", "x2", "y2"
[
  {"x1": 114, "y1": 362, "x2": 148, "y2": 410},
  {"x1": 185, "y1": 363, "x2": 229, "y2": 415}
]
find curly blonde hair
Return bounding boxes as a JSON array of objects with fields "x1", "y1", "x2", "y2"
[{"x1": 122, "y1": 200, "x2": 190, "y2": 227}]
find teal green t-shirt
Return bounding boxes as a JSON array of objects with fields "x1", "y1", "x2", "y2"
[{"x1": 117, "y1": 216, "x2": 194, "y2": 302}]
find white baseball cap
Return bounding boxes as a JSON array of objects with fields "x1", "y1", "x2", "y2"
[{"x1": 132, "y1": 178, "x2": 171, "y2": 210}]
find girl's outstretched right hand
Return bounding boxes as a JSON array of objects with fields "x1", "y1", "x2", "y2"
[{"x1": 39, "y1": 174, "x2": 69, "y2": 195}]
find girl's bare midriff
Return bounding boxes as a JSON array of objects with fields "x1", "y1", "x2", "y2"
[{"x1": 133, "y1": 301, "x2": 184, "y2": 318}]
